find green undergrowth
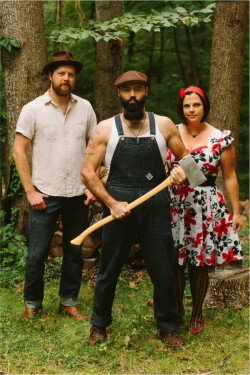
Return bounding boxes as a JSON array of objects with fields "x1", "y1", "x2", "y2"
[
  {"x1": 0, "y1": 226, "x2": 249, "y2": 374},
  {"x1": 0, "y1": 270, "x2": 249, "y2": 374}
]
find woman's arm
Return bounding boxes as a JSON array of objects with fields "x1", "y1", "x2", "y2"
[{"x1": 221, "y1": 145, "x2": 243, "y2": 232}]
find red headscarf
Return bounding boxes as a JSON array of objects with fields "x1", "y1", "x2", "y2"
[{"x1": 179, "y1": 86, "x2": 205, "y2": 100}]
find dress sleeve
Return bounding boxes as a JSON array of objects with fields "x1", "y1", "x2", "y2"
[
  {"x1": 219, "y1": 130, "x2": 235, "y2": 151},
  {"x1": 166, "y1": 148, "x2": 173, "y2": 171}
]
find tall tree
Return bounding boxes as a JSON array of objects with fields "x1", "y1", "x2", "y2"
[
  {"x1": 0, "y1": 0, "x2": 48, "y2": 233},
  {"x1": 94, "y1": 0, "x2": 124, "y2": 121},
  {"x1": 208, "y1": 1, "x2": 248, "y2": 147},
  {"x1": 208, "y1": 1, "x2": 248, "y2": 214}
]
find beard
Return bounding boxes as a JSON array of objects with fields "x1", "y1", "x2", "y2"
[
  {"x1": 51, "y1": 81, "x2": 73, "y2": 96},
  {"x1": 120, "y1": 95, "x2": 147, "y2": 120}
]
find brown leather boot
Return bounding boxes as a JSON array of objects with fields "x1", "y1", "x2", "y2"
[
  {"x1": 159, "y1": 331, "x2": 184, "y2": 348},
  {"x1": 59, "y1": 305, "x2": 88, "y2": 320},
  {"x1": 22, "y1": 307, "x2": 42, "y2": 318},
  {"x1": 87, "y1": 325, "x2": 107, "y2": 346}
]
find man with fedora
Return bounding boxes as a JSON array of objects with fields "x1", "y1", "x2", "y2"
[
  {"x1": 13, "y1": 50, "x2": 97, "y2": 319},
  {"x1": 81, "y1": 70, "x2": 206, "y2": 347}
]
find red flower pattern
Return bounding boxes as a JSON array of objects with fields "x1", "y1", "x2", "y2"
[
  {"x1": 217, "y1": 192, "x2": 225, "y2": 204},
  {"x1": 222, "y1": 249, "x2": 239, "y2": 264},
  {"x1": 214, "y1": 218, "x2": 231, "y2": 237},
  {"x1": 175, "y1": 185, "x2": 194, "y2": 198},
  {"x1": 206, "y1": 253, "x2": 216, "y2": 266},
  {"x1": 184, "y1": 210, "x2": 196, "y2": 228},
  {"x1": 167, "y1": 129, "x2": 242, "y2": 266},
  {"x1": 196, "y1": 252, "x2": 204, "y2": 266},
  {"x1": 203, "y1": 163, "x2": 219, "y2": 175},
  {"x1": 202, "y1": 223, "x2": 209, "y2": 238}
]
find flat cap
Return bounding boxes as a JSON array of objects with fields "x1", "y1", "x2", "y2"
[{"x1": 115, "y1": 70, "x2": 148, "y2": 87}]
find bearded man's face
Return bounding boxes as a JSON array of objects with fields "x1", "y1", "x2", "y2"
[
  {"x1": 49, "y1": 65, "x2": 76, "y2": 96},
  {"x1": 118, "y1": 83, "x2": 148, "y2": 120}
]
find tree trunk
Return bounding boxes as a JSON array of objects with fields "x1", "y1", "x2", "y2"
[
  {"x1": 173, "y1": 28, "x2": 187, "y2": 86},
  {"x1": 208, "y1": 1, "x2": 248, "y2": 146},
  {"x1": 0, "y1": 0, "x2": 48, "y2": 233},
  {"x1": 56, "y1": 0, "x2": 64, "y2": 24},
  {"x1": 208, "y1": 1, "x2": 247, "y2": 205},
  {"x1": 205, "y1": 268, "x2": 249, "y2": 308},
  {"x1": 94, "y1": 0, "x2": 124, "y2": 122},
  {"x1": 147, "y1": 30, "x2": 155, "y2": 83},
  {"x1": 75, "y1": 0, "x2": 85, "y2": 28},
  {"x1": 184, "y1": 26, "x2": 201, "y2": 86}
]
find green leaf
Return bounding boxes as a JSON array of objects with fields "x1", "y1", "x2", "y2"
[
  {"x1": 0, "y1": 38, "x2": 9, "y2": 48},
  {"x1": 176, "y1": 7, "x2": 187, "y2": 15},
  {"x1": 142, "y1": 24, "x2": 152, "y2": 32},
  {"x1": 10, "y1": 39, "x2": 20, "y2": 48},
  {"x1": 199, "y1": 8, "x2": 214, "y2": 14},
  {"x1": 130, "y1": 25, "x2": 141, "y2": 34},
  {"x1": 203, "y1": 16, "x2": 212, "y2": 23}
]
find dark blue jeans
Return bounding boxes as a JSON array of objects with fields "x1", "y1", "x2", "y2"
[
  {"x1": 90, "y1": 186, "x2": 178, "y2": 334},
  {"x1": 24, "y1": 193, "x2": 88, "y2": 308}
]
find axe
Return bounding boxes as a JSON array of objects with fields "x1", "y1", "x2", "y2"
[
  {"x1": 71, "y1": 176, "x2": 171, "y2": 245},
  {"x1": 71, "y1": 155, "x2": 206, "y2": 246}
]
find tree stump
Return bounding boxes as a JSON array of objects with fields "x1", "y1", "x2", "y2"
[{"x1": 205, "y1": 268, "x2": 249, "y2": 308}]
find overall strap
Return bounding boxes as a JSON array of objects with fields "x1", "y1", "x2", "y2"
[
  {"x1": 148, "y1": 112, "x2": 156, "y2": 135},
  {"x1": 114, "y1": 114, "x2": 124, "y2": 136}
]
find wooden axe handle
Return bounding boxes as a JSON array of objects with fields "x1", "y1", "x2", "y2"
[{"x1": 71, "y1": 176, "x2": 171, "y2": 245}]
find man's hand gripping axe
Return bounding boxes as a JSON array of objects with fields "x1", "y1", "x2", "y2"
[{"x1": 71, "y1": 155, "x2": 206, "y2": 246}]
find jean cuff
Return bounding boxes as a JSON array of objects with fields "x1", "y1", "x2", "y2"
[
  {"x1": 90, "y1": 312, "x2": 112, "y2": 328},
  {"x1": 25, "y1": 300, "x2": 42, "y2": 309},
  {"x1": 59, "y1": 297, "x2": 78, "y2": 307}
]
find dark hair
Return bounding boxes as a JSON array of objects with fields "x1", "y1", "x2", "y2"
[{"x1": 177, "y1": 85, "x2": 210, "y2": 124}]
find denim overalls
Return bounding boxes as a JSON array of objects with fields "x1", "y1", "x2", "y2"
[{"x1": 90, "y1": 113, "x2": 178, "y2": 334}]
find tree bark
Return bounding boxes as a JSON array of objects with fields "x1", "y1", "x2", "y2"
[
  {"x1": 56, "y1": 0, "x2": 64, "y2": 24},
  {"x1": 208, "y1": 1, "x2": 248, "y2": 146},
  {"x1": 208, "y1": 1, "x2": 248, "y2": 204},
  {"x1": 94, "y1": 0, "x2": 124, "y2": 122},
  {"x1": 173, "y1": 28, "x2": 187, "y2": 86},
  {"x1": 0, "y1": 0, "x2": 48, "y2": 233},
  {"x1": 205, "y1": 268, "x2": 249, "y2": 308},
  {"x1": 75, "y1": 0, "x2": 85, "y2": 28}
]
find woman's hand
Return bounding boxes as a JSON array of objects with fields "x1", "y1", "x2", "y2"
[{"x1": 232, "y1": 213, "x2": 243, "y2": 233}]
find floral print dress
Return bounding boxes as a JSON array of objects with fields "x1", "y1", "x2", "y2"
[{"x1": 167, "y1": 128, "x2": 243, "y2": 267}]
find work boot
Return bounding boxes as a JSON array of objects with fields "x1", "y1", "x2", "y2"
[
  {"x1": 22, "y1": 306, "x2": 42, "y2": 318},
  {"x1": 159, "y1": 331, "x2": 184, "y2": 348},
  {"x1": 87, "y1": 325, "x2": 107, "y2": 345},
  {"x1": 59, "y1": 304, "x2": 87, "y2": 320}
]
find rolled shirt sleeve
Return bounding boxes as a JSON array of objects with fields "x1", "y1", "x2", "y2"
[
  {"x1": 86, "y1": 105, "x2": 97, "y2": 139},
  {"x1": 16, "y1": 103, "x2": 36, "y2": 139}
]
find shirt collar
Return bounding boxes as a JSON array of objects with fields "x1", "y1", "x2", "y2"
[{"x1": 43, "y1": 90, "x2": 78, "y2": 105}]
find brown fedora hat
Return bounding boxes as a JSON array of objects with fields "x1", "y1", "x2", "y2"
[{"x1": 43, "y1": 50, "x2": 83, "y2": 74}]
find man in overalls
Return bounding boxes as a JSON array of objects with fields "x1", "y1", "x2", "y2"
[{"x1": 81, "y1": 71, "x2": 205, "y2": 347}]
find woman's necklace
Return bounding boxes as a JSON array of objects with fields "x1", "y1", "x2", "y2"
[
  {"x1": 185, "y1": 124, "x2": 205, "y2": 138},
  {"x1": 122, "y1": 115, "x2": 147, "y2": 138}
]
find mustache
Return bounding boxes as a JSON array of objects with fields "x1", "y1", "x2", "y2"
[{"x1": 121, "y1": 96, "x2": 145, "y2": 110}]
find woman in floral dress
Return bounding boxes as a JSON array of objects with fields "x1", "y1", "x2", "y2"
[{"x1": 167, "y1": 86, "x2": 243, "y2": 334}]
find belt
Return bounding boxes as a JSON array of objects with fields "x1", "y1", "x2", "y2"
[{"x1": 199, "y1": 176, "x2": 217, "y2": 187}]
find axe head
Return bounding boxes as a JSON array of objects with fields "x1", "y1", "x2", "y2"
[{"x1": 179, "y1": 154, "x2": 207, "y2": 188}]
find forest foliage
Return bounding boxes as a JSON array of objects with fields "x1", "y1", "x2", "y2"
[
  {"x1": 1, "y1": 0, "x2": 249, "y2": 201},
  {"x1": 46, "y1": 0, "x2": 249, "y2": 198}
]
